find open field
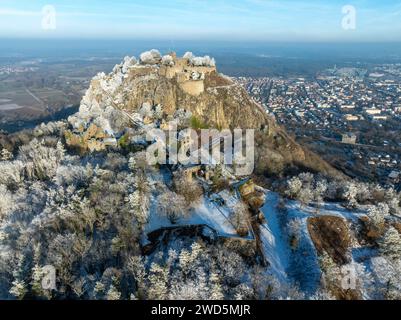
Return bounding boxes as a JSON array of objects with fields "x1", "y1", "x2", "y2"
[
  {"x1": 0, "y1": 58, "x2": 116, "y2": 126},
  {"x1": 0, "y1": 103, "x2": 25, "y2": 111}
]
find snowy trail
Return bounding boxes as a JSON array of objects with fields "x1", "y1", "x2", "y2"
[
  {"x1": 286, "y1": 200, "x2": 366, "y2": 222},
  {"x1": 260, "y1": 191, "x2": 323, "y2": 294},
  {"x1": 193, "y1": 199, "x2": 238, "y2": 238},
  {"x1": 285, "y1": 204, "x2": 322, "y2": 294},
  {"x1": 260, "y1": 191, "x2": 291, "y2": 283}
]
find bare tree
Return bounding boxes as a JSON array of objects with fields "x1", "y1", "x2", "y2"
[
  {"x1": 157, "y1": 190, "x2": 188, "y2": 224},
  {"x1": 174, "y1": 176, "x2": 203, "y2": 206}
]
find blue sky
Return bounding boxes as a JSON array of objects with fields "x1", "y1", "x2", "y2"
[{"x1": 0, "y1": 0, "x2": 400, "y2": 41}]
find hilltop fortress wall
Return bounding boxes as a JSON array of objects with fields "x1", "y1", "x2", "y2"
[{"x1": 159, "y1": 53, "x2": 216, "y2": 96}]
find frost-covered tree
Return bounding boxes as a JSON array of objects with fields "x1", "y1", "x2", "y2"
[
  {"x1": 169, "y1": 281, "x2": 204, "y2": 300},
  {"x1": 388, "y1": 198, "x2": 401, "y2": 216},
  {"x1": 179, "y1": 246, "x2": 199, "y2": 276},
  {"x1": 19, "y1": 139, "x2": 65, "y2": 180},
  {"x1": 93, "y1": 281, "x2": 105, "y2": 298},
  {"x1": 367, "y1": 203, "x2": 390, "y2": 237},
  {"x1": 298, "y1": 187, "x2": 313, "y2": 209},
  {"x1": 106, "y1": 285, "x2": 121, "y2": 300},
  {"x1": 233, "y1": 283, "x2": 255, "y2": 300},
  {"x1": 9, "y1": 280, "x2": 27, "y2": 300},
  {"x1": 153, "y1": 104, "x2": 164, "y2": 120},
  {"x1": 121, "y1": 55, "x2": 136, "y2": 73},
  {"x1": 128, "y1": 155, "x2": 136, "y2": 171},
  {"x1": 378, "y1": 227, "x2": 401, "y2": 260},
  {"x1": 285, "y1": 177, "x2": 302, "y2": 199},
  {"x1": 127, "y1": 190, "x2": 149, "y2": 225},
  {"x1": 139, "y1": 49, "x2": 162, "y2": 65},
  {"x1": 367, "y1": 208, "x2": 384, "y2": 229},
  {"x1": 384, "y1": 188, "x2": 401, "y2": 216},
  {"x1": 127, "y1": 255, "x2": 147, "y2": 299},
  {"x1": 161, "y1": 55, "x2": 174, "y2": 66},
  {"x1": 313, "y1": 180, "x2": 328, "y2": 212},
  {"x1": 190, "y1": 56, "x2": 216, "y2": 67},
  {"x1": 30, "y1": 264, "x2": 53, "y2": 299},
  {"x1": 319, "y1": 251, "x2": 343, "y2": 296},
  {"x1": 126, "y1": 173, "x2": 151, "y2": 226},
  {"x1": 54, "y1": 164, "x2": 92, "y2": 188},
  {"x1": 168, "y1": 265, "x2": 211, "y2": 300},
  {"x1": 325, "y1": 180, "x2": 342, "y2": 201},
  {"x1": 130, "y1": 151, "x2": 149, "y2": 172},
  {"x1": 0, "y1": 148, "x2": 13, "y2": 161},
  {"x1": 183, "y1": 52, "x2": 216, "y2": 67},
  {"x1": 0, "y1": 185, "x2": 14, "y2": 221},
  {"x1": 157, "y1": 190, "x2": 187, "y2": 224},
  {"x1": 147, "y1": 263, "x2": 169, "y2": 300},
  {"x1": 356, "y1": 183, "x2": 371, "y2": 204},
  {"x1": 47, "y1": 233, "x2": 92, "y2": 286},
  {"x1": 298, "y1": 172, "x2": 312, "y2": 183},
  {"x1": 370, "y1": 256, "x2": 401, "y2": 299},
  {"x1": 0, "y1": 160, "x2": 24, "y2": 187},
  {"x1": 71, "y1": 277, "x2": 86, "y2": 298},
  {"x1": 342, "y1": 182, "x2": 358, "y2": 209},
  {"x1": 382, "y1": 259, "x2": 401, "y2": 299},
  {"x1": 309, "y1": 290, "x2": 336, "y2": 300},
  {"x1": 353, "y1": 262, "x2": 375, "y2": 299},
  {"x1": 139, "y1": 102, "x2": 153, "y2": 118},
  {"x1": 212, "y1": 247, "x2": 246, "y2": 288},
  {"x1": 103, "y1": 152, "x2": 127, "y2": 171},
  {"x1": 209, "y1": 272, "x2": 224, "y2": 300},
  {"x1": 284, "y1": 173, "x2": 326, "y2": 209},
  {"x1": 174, "y1": 176, "x2": 203, "y2": 205}
]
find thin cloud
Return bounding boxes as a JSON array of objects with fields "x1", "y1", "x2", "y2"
[
  {"x1": 0, "y1": 7, "x2": 154, "y2": 20},
  {"x1": 0, "y1": 8, "x2": 40, "y2": 16}
]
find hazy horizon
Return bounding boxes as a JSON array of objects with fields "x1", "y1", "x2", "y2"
[{"x1": 1, "y1": 39, "x2": 401, "y2": 62}]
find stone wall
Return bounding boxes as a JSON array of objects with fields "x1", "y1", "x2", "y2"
[
  {"x1": 159, "y1": 56, "x2": 216, "y2": 96},
  {"x1": 179, "y1": 80, "x2": 205, "y2": 96}
]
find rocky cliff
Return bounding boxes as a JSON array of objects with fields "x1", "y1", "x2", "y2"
[{"x1": 67, "y1": 50, "x2": 342, "y2": 178}]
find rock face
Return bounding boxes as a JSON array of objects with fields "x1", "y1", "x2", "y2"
[
  {"x1": 120, "y1": 62, "x2": 266, "y2": 130},
  {"x1": 66, "y1": 50, "x2": 341, "y2": 177}
]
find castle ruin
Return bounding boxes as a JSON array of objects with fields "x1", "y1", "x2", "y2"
[{"x1": 159, "y1": 52, "x2": 216, "y2": 96}]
